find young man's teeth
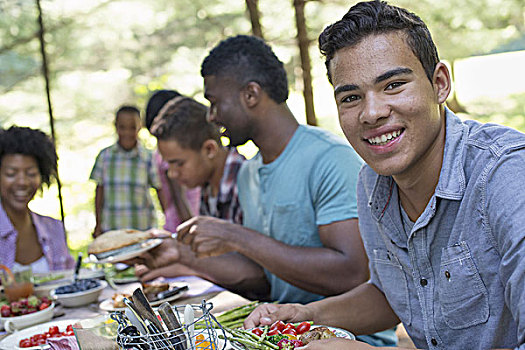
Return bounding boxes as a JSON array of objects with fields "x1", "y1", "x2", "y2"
[{"x1": 367, "y1": 130, "x2": 401, "y2": 145}]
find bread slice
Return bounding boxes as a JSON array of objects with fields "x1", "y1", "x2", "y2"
[{"x1": 87, "y1": 229, "x2": 150, "y2": 255}]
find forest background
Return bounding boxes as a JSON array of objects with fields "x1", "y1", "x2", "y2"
[{"x1": 1, "y1": 0, "x2": 524, "y2": 253}]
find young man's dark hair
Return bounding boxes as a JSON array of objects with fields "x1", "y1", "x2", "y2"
[
  {"x1": 145, "y1": 90, "x2": 182, "y2": 131},
  {"x1": 0, "y1": 126, "x2": 57, "y2": 187},
  {"x1": 151, "y1": 97, "x2": 221, "y2": 151},
  {"x1": 318, "y1": 0, "x2": 439, "y2": 84},
  {"x1": 200, "y1": 35, "x2": 289, "y2": 104},
  {"x1": 115, "y1": 105, "x2": 141, "y2": 122}
]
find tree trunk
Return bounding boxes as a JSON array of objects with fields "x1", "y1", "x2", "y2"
[
  {"x1": 36, "y1": 0, "x2": 66, "y2": 226},
  {"x1": 245, "y1": 0, "x2": 264, "y2": 39},
  {"x1": 293, "y1": 0, "x2": 317, "y2": 126}
]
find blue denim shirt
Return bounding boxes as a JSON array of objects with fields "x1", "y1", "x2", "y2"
[{"x1": 357, "y1": 108, "x2": 525, "y2": 349}]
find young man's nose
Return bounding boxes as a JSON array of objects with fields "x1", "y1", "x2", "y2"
[
  {"x1": 167, "y1": 167, "x2": 179, "y2": 179},
  {"x1": 360, "y1": 93, "x2": 391, "y2": 124}
]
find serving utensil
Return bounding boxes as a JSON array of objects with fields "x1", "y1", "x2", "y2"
[
  {"x1": 158, "y1": 302, "x2": 187, "y2": 350},
  {"x1": 184, "y1": 304, "x2": 194, "y2": 349}
]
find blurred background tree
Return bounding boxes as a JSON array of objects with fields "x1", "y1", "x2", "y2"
[{"x1": 0, "y1": 0, "x2": 524, "y2": 250}]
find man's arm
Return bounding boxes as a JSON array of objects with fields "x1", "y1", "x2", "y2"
[
  {"x1": 244, "y1": 282, "x2": 399, "y2": 335},
  {"x1": 93, "y1": 184, "x2": 104, "y2": 237},
  {"x1": 178, "y1": 216, "x2": 369, "y2": 296},
  {"x1": 137, "y1": 237, "x2": 271, "y2": 300}
]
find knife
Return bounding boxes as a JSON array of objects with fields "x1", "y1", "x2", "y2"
[
  {"x1": 158, "y1": 302, "x2": 187, "y2": 350},
  {"x1": 132, "y1": 288, "x2": 165, "y2": 333},
  {"x1": 152, "y1": 285, "x2": 189, "y2": 302}
]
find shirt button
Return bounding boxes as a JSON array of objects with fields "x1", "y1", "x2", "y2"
[
  {"x1": 445, "y1": 271, "x2": 451, "y2": 279},
  {"x1": 431, "y1": 338, "x2": 438, "y2": 346},
  {"x1": 420, "y1": 278, "x2": 428, "y2": 286}
]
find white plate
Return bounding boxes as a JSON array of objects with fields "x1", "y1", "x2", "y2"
[
  {"x1": 228, "y1": 325, "x2": 355, "y2": 349},
  {"x1": 98, "y1": 287, "x2": 188, "y2": 312},
  {"x1": 0, "y1": 318, "x2": 79, "y2": 350},
  {"x1": 88, "y1": 238, "x2": 163, "y2": 264}
]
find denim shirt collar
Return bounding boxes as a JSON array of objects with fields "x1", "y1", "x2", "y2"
[{"x1": 368, "y1": 108, "x2": 467, "y2": 222}]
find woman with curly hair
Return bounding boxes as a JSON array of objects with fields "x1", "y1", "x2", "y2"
[{"x1": 0, "y1": 126, "x2": 74, "y2": 273}]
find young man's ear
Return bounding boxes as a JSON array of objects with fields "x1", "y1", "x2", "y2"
[
  {"x1": 432, "y1": 62, "x2": 452, "y2": 104},
  {"x1": 202, "y1": 139, "x2": 220, "y2": 160},
  {"x1": 241, "y1": 81, "x2": 262, "y2": 109}
]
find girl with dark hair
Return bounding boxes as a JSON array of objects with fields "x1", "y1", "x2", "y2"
[{"x1": 0, "y1": 126, "x2": 74, "y2": 273}]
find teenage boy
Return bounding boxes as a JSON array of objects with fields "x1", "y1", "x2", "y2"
[
  {"x1": 141, "y1": 35, "x2": 396, "y2": 346},
  {"x1": 243, "y1": 1, "x2": 525, "y2": 349},
  {"x1": 90, "y1": 105, "x2": 161, "y2": 237},
  {"x1": 134, "y1": 96, "x2": 249, "y2": 283}
]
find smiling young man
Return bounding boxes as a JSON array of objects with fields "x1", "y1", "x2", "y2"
[
  {"x1": 138, "y1": 35, "x2": 397, "y2": 346},
  {"x1": 243, "y1": 1, "x2": 525, "y2": 349}
]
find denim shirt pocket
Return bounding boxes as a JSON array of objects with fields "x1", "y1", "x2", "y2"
[
  {"x1": 439, "y1": 241, "x2": 489, "y2": 329},
  {"x1": 372, "y1": 248, "x2": 412, "y2": 325}
]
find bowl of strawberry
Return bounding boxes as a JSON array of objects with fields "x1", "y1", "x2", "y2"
[
  {"x1": 18, "y1": 323, "x2": 76, "y2": 348},
  {"x1": 0, "y1": 296, "x2": 54, "y2": 333}
]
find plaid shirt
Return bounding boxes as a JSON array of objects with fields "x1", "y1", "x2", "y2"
[
  {"x1": 200, "y1": 147, "x2": 244, "y2": 224},
  {"x1": 90, "y1": 142, "x2": 160, "y2": 232},
  {"x1": 0, "y1": 201, "x2": 75, "y2": 271}
]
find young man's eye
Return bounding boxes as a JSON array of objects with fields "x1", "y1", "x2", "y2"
[
  {"x1": 341, "y1": 95, "x2": 360, "y2": 103},
  {"x1": 386, "y1": 82, "x2": 405, "y2": 90}
]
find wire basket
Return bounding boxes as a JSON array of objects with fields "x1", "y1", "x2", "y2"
[{"x1": 112, "y1": 300, "x2": 226, "y2": 350}]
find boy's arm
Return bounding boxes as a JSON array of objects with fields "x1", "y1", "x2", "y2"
[{"x1": 93, "y1": 185, "x2": 104, "y2": 237}]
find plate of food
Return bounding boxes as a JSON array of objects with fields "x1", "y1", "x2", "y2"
[
  {"x1": 87, "y1": 229, "x2": 162, "y2": 264},
  {"x1": 0, "y1": 318, "x2": 79, "y2": 349},
  {"x1": 227, "y1": 321, "x2": 355, "y2": 349},
  {"x1": 99, "y1": 282, "x2": 189, "y2": 312}
]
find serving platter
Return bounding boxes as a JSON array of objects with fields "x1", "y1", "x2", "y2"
[
  {"x1": 228, "y1": 325, "x2": 355, "y2": 349},
  {"x1": 88, "y1": 238, "x2": 163, "y2": 264},
  {"x1": 0, "y1": 319, "x2": 79, "y2": 350}
]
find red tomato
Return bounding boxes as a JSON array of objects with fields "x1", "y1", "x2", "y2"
[
  {"x1": 66, "y1": 331, "x2": 75, "y2": 336},
  {"x1": 267, "y1": 329, "x2": 279, "y2": 336},
  {"x1": 283, "y1": 323, "x2": 296, "y2": 331},
  {"x1": 251, "y1": 328, "x2": 263, "y2": 336},
  {"x1": 282, "y1": 327, "x2": 297, "y2": 336},
  {"x1": 66, "y1": 325, "x2": 74, "y2": 332},
  {"x1": 19, "y1": 339, "x2": 32, "y2": 348},
  {"x1": 270, "y1": 320, "x2": 286, "y2": 332},
  {"x1": 295, "y1": 321, "x2": 311, "y2": 334},
  {"x1": 49, "y1": 326, "x2": 59, "y2": 335}
]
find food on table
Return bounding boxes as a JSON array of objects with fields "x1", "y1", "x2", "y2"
[
  {"x1": 195, "y1": 300, "x2": 263, "y2": 330},
  {"x1": 224, "y1": 322, "x2": 339, "y2": 349},
  {"x1": 33, "y1": 273, "x2": 65, "y2": 285},
  {"x1": 141, "y1": 281, "x2": 169, "y2": 300},
  {"x1": 111, "y1": 293, "x2": 131, "y2": 308},
  {"x1": 87, "y1": 229, "x2": 150, "y2": 255},
  {"x1": 298, "y1": 326, "x2": 336, "y2": 345},
  {"x1": 0, "y1": 295, "x2": 52, "y2": 317},
  {"x1": 18, "y1": 323, "x2": 75, "y2": 348},
  {"x1": 54, "y1": 278, "x2": 101, "y2": 294}
]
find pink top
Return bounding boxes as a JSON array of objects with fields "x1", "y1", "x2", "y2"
[
  {"x1": 0, "y1": 201, "x2": 75, "y2": 272},
  {"x1": 155, "y1": 151, "x2": 200, "y2": 232}
]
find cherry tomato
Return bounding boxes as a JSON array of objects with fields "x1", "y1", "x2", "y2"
[
  {"x1": 49, "y1": 326, "x2": 59, "y2": 335},
  {"x1": 282, "y1": 327, "x2": 297, "y2": 336},
  {"x1": 251, "y1": 328, "x2": 264, "y2": 336},
  {"x1": 66, "y1": 325, "x2": 74, "y2": 332},
  {"x1": 295, "y1": 321, "x2": 311, "y2": 335},
  {"x1": 267, "y1": 329, "x2": 279, "y2": 336},
  {"x1": 270, "y1": 320, "x2": 286, "y2": 332},
  {"x1": 19, "y1": 339, "x2": 32, "y2": 348}
]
